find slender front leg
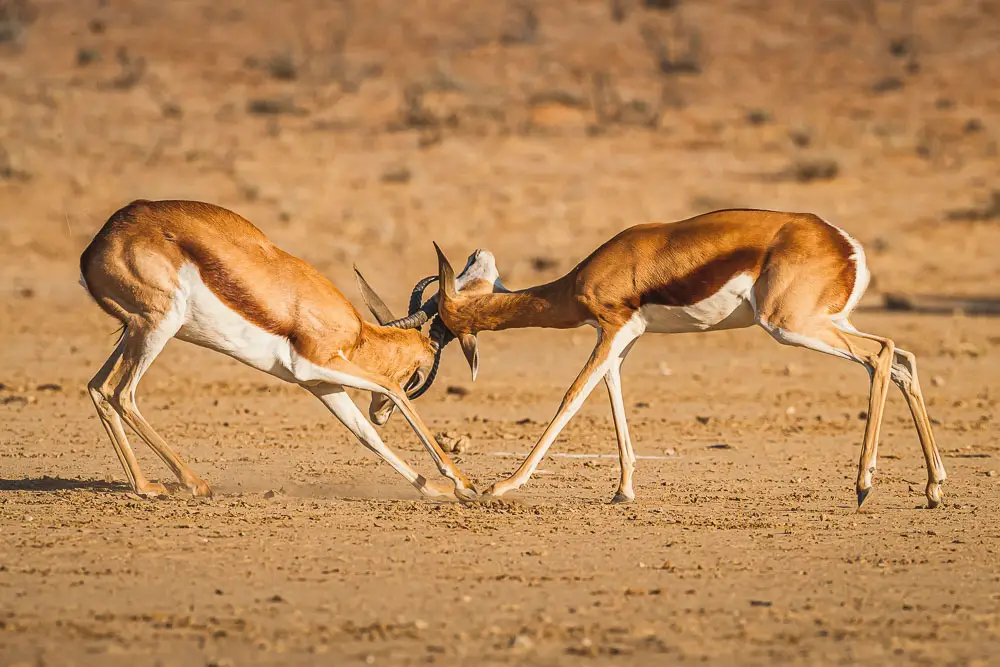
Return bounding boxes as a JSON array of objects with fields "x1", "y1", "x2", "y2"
[
  {"x1": 605, "y1": 356, "x2": 636, "y2": 503},
  {"x1": 310, "y1": 385, "x2": 458, "y2": 501},
  {"x1": 487, "y1": 321, "x2": 644, "y2": 498},
  {"x1": 316, "y1": 357, "x2": 478, "y2": 500},
  {"x1": 383, "y1": 391, "x2": 478, "y2": 501}
]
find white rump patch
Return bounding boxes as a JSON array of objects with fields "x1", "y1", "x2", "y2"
[
  {"x1": 823, "y1": 219, "x2": 870, "y2": 320},
  {"x1": 640, "y1": 273, "x2": 756, "y2": 334}
]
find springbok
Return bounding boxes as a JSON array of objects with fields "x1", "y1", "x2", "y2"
[
  {"x1": 359, "y1": 209, "x2": 946, "y2": 509},
  {"x1": 80, "y1": 199, "x2": 477, "y2": 501}
]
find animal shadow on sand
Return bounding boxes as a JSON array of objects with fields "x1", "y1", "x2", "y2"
[{"x1": 0, "y1": 476, "x2": 129, "y2": 493}]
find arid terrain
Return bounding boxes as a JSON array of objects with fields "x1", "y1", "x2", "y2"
[{"x1": 1, "y1": 1, "x2": 999, "y2": 665}]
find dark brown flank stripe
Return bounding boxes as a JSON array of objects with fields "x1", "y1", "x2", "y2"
[
  {"x1": 639, "y1": 247, "x2": 764, "y2": 308},
  {"x1": 177, "y1": 240, "x2": 296, "y2": 340}
]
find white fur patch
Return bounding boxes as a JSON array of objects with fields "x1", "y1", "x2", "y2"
[
  {"x1": 173, "y1": 263, "x2": 388, "y2": 393},
  {"x1": 639, "y1": 273, "x2": 756, "y2": 334},
  {"x1": 174, "y1": 264, "x2": 298, "y2": 381},
  {"x1": 823, "y1": 219, "x2": 870, "y2": 320},
  {"x1": 456, "y1": 250, "x2": 508, "y2": 293},
  {"x1": 759, "y1": 321, "x2": 858, "y2": 363}
]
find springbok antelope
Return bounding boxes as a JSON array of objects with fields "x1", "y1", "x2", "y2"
[
  {"x1": 359, "y1": 209, "x2": 946, "y2": 509},
  {"x1": 79, "y1": 199, "x2": 477, "y2": 501}
]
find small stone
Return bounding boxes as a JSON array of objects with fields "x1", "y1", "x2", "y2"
[
  {"x1": 931, "y1": 375, "x2": 945, "y2": 387},
  {"x1": 658, "y1": 362, "x2": 673, "y2": 376},
  {"x1": 445, "y1": 385, "x2": 469, "y2": 397},
  {"x1": 786, "y1": 406, "x2": 796, "y2": 416},
  {"x1": 695, "y1": 416, "x2": 710, "y2": 425},
  {"x1": 381, "y1": 166, "x2": 412, "y2": 184},
  {"x1": 986, "y1": 470, "x2": 996, "y2": 477},
  {"x1": 435, "y1": 431, "x2": 471, "y2": 454},
  {"x1": 263, "y1": 489, "x2": 276, "y2": 499},
  {"x1": 509, "y1": 634, "x2": 534, "y2": 650}
]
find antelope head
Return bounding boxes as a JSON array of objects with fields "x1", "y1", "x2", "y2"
[
  {"x1": 429, "y1": 244, "x2": 508, "y2": 383},
  {"x1": 354, "y1": 246, "x2": 505, "y2": 419}
]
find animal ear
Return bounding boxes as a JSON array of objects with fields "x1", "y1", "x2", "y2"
[
  {"x1": 433, "y1": 242, "x2": 458, "y2": 300},
  {"x1": 459, "y1": 333, "x2": 479, "y2": 381},
  {"x1": 353, "y1": 265, "x2": 396, "y2": 325}
]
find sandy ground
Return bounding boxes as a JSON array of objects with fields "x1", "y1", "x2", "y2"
[{"x1": 2, "y1": 1, "x2": 1000, "y2": 665}]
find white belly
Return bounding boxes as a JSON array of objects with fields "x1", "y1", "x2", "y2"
[
  {"x1": 173, "y1": 263, "x2": 299, "y2": 382},
  {"x1": 639, "y1": 273, "x2": 756, "y2": 334}
]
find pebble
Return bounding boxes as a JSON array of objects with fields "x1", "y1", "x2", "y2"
[{"x1": 435, "y1": 431, "x2": 471, "y2": 454}]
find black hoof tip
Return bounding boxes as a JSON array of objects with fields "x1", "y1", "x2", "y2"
[
  {"x1": 610, "y1": 491, "x2": 635, "y2": 504},
  {"x1": 856, "y1": 487, "x2": 872, "y2": 509}
]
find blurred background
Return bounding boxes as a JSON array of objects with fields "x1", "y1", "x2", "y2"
[
  {"x1": 2, "y1": 4, "x2": 1000, "y2": 664},
  {"x1": 1, "y1": 0, "x2": 998, "y2": 307}
]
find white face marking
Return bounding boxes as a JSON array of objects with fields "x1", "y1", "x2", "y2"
[
  {"x1": 455, "y1": 250, "x2": 508, "y2": 293},
  {"x1": 639, "y1": 273, "x2": 756, "y2": 334}
]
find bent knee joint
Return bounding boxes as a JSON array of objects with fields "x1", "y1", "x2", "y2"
[{"x1": 88, "y1": 385, "x2": 116, "y2": 414}]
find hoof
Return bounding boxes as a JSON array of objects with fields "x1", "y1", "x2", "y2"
[
  {"x1": 482, "y1": 483, "x2": 508, "y2": 499},
  {"x1": 856, "y1": 486, "x2": 872, "y2": 510},
  {"x1": 926, "y1": 482, "x2": 944, "y2": 509},
  {"x1": 610, "y1": 491, "x2": 635, "y2": 504},
  {"x1": 422, "y1": 480, "x2": 459, "y2": 501},
  {"x1": 136, "y1": 482, "x2": 169, "y2": 498},
  {"x1": 188, "y1": 480, "x2": 213, "y2": 498},
  {"x1": 455, "y1": 485, "x2": 479, "y2": 503}
]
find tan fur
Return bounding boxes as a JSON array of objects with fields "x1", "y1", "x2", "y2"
[
  {"x1": 81, "y1": 200, "x2": 475, "y2": 500},
  {"x1": 82, "y1": 200, "x2": 435, "y2": 380},
  {"x1": 439, "y1": 210, "x2": 855, "y2": 334},
  {"x1": 435, "y1": 209, "x2": 944, "y2": 510}
]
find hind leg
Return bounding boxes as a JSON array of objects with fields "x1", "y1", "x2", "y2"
[
  {"x1": 757, "y1": 316, "x2": 894, "y2": 510},
  {"x1": 110, "y1": 321, "x2": 212, "y2": 497},
  {"x1": 88, "y1": 333, "x2": 168, "y2": 497},
  {"x1": 890, "y1": 347, "x2": 946, "y2": 507}
]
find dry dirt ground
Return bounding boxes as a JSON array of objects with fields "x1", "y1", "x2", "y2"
[{"x1": 2, "y1": 1, "x2": 1000, "y2": 665}]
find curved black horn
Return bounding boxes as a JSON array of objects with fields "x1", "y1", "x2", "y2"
[
  {"x1": 407, "y1": 317, "x2": 455, "y2": 399},
  {"x1": 407, "y1": 275, "x2": 439, "y2": 316},
  {"x1": 384, "y1": 309, "x2": 429, "y2": 329}
]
